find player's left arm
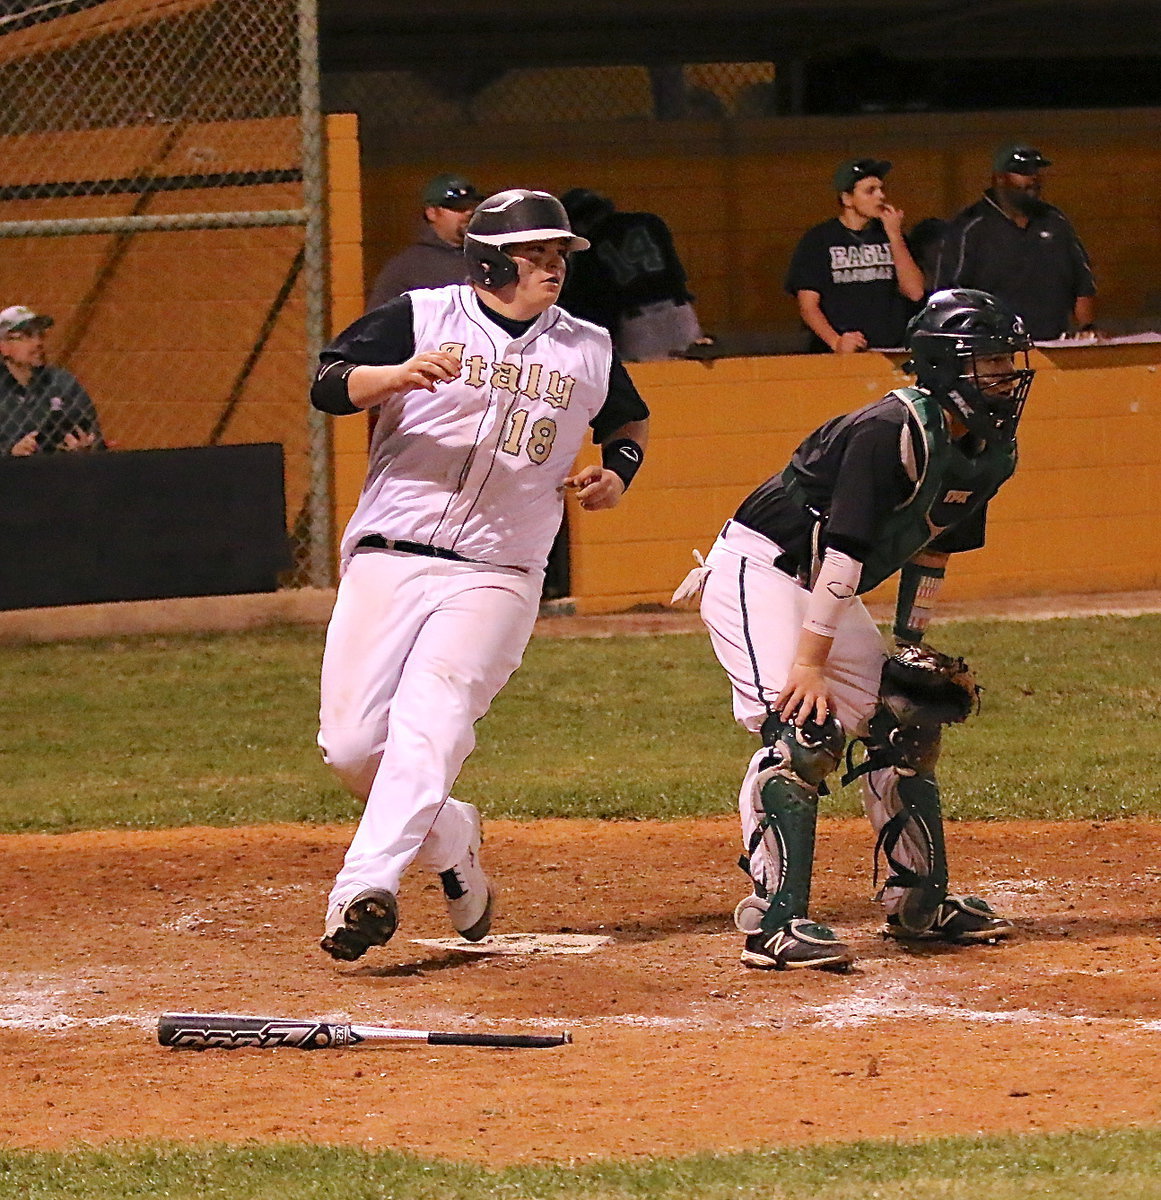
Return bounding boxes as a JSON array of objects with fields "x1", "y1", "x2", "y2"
[
  {"x1": 1067, "y1": 221, "x2": 1099, "y2": 335},
  {"x1": 894, "y1": 549, "x2": 951, "y2": 645},
  {"x1": 565, "y1": 353, "x2": 650, "y2": 511},
  {"x1": 566, "y1": 418, "x2": 649, "y2": 511},
  {"x1": 59, "y1": 371, "x2": 106, "y2": 450},
  {"x1": 1071, "y1": 294, "x2": 1097, "y2": 336}
]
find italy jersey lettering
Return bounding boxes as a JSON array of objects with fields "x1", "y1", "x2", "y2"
[{"x1": 340, "y1": 285, "x2": 614, "y2": 572}]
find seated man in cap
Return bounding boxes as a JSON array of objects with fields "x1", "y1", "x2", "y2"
[
  {"x1": 933, "y1": 144, "x2": 1097, "y2": 341},
  {"x1": 0, "y1": 305, "x2": 105, "y2": 457},
  {"x1": 366, "y1": 172, "x2": 483, "y2": 311},
  {"x1": 785, "y1": 157, "x2": 926, "y2": 353}
]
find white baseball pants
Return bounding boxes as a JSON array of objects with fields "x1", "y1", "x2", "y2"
[
  {"x1": 698, "y1": 521, "x2": 900, "y2": 902},
  {"x1": 318, "y1": 548, "x2": 542, "y2": 912}
]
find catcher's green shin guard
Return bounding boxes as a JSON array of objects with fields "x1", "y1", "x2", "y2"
[
  {"x1": 746, "y1": 714, "x2": 845, "y2": 935},
  {"x1": 754, "y1": 774, "x2": 819, "y2": 932}
]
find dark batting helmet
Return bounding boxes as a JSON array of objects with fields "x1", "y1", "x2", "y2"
[
  {"x1": 905, "y1": 288, "x2": 1035, "y2": 440},
  {"x1": 464, "y1": 189, "x2": 590, "y2": 289}
]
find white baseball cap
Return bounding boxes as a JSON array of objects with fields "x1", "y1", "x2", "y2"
[{"x1": 0, "y1": 305, "x2": 53, "y2": 338}]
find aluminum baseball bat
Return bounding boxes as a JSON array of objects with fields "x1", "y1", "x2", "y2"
[{"x1": 158, "y1": 1012, "x2": 572, "y2": 1050}]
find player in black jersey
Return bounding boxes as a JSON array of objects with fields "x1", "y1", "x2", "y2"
[
  {"x1": 558, "y1": 189, "x2": 704, "y2": 362},
  {"x1": 677, "y1": 289, "x2": 1034, "y2": 970}
]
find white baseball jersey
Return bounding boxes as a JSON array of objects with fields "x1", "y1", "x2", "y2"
[{"x1": 340, "y1": 284, "x2": 615, "y2": 572}]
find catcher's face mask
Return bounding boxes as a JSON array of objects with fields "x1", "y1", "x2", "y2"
[{"x1": 957, "y1": 349, "x2": 1034, "y2": 438}]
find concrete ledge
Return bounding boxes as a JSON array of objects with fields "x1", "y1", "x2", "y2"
[
  {"x1": 0, "y1": 589, "x2": 337, "y2": 644},
  {"x1": 1, "y1": 587, "x2": 1159, "y2": 647}
]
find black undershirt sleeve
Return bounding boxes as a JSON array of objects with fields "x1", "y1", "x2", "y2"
[
  {"x1": 590, "y1": 353, "x2": 650, "y2": 444},
  {"x1": 310, "y1": 295, "x2": 417, "y2": 415},
  {"x1": 823, "y1": 416, "x2": 913, "y2": 557},
  {"x1": 927, "y1": 505, "x2": 987, "y2": 554}
]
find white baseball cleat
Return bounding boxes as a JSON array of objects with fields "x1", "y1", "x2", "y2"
[{"x1": 440, "y1": 803, "x2": 494, "y2": 941}]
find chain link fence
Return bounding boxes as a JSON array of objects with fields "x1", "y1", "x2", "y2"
[
  {"x1": 322, "y1": 61, "x2": 779, "y2": 138},
  {"x1": 0, "y1": 0, "x2": 329, "y2": 587}
]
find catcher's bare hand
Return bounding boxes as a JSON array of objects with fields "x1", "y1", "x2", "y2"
[
  {"x1": 775, "y1": 662, "x2": 831, "y2": 727},
  {"x1": 560, "y1": 465, "x2": 625, "y2": 511}
]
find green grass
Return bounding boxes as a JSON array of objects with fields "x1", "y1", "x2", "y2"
[
  {"x1": 3, "y1": 1128, "x2": 1161, "y2": 1198},
  {"x1": 0, "y1": 615, "x2": 1158, "y2": 833}
]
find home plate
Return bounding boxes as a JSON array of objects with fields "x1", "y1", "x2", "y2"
[{"x1": 412, "y1": 933, "x2": 612, "y2": 956}]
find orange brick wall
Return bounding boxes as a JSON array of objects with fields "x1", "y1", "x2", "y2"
[
  {"x1": 564, "y1": 344, "x2": 1161, "y2": 612},
  {"x1": 325, "y1": 113, "x2": 369, "y2": 546},
  {"x1": 359, "y1": 107, "x2": 1161, "y2": 338},
  {"x1": 0, "y1": 115, "x2": 366, "y2": 557}
]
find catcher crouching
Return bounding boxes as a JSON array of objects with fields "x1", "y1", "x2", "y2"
[{"x1": 674, "y1": 289, "x2": 1030, "y2": 970}]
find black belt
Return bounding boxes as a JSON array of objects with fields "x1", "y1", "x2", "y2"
[
  {"x1": 722, "y1": 519, "x2": 802, "y2": 582},
  {"x1": 355, "y1": 534, "x2": 472, "y2": 562},
  {"x1": 355, "y1": 533, "x2": 528, "y2": 573}
]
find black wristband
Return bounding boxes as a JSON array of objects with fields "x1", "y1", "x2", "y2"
[
  {"x1": 601, "y1": 438, "x2": 644, "y2": 490},
  {"x1": 310, "y1": 360, "x2": 361, "y2": 415}
]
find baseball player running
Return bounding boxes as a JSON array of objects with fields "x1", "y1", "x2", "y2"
[
  {"x1": 310, "y1": 189, "x2": 650, "y2": 961},
  {"x1": 676, "y1": 289, "x2": 1030, "y2": 970}
]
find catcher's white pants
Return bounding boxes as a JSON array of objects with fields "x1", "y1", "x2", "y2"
[
  {"x1": 318, "y1": 549, "x2": 541, "y2": 912},
  {"x1": 699, "y1": 522, "x2": 923, "y2": 912}
]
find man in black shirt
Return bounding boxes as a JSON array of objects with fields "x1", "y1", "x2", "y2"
[
  {"x1": 785, "y1": 158, "x2": 925, "y2": 353},
  {"x1": 0, "y1": 305, "x2": 105, "y2": 456},
  {"x1": 934, "y1": 144, "x2": 1097, "y2": 341},
  {"x1": 676, "y1": 289, "x2": 1030, "y2": 971}
]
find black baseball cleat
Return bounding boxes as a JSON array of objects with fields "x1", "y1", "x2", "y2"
[
  {"x1": 740, "y1": 918, "x2": 856, "y2": 971},
  {"x1": 320, "y1": 888, "x2": 398, "y2": 961},
  {"x1": 885, "y1": 894, "x2": 1013, "y2": 944}
]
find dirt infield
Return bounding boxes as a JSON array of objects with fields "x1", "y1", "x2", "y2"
[{"x1": 3, "y1": 818, "x2": 1161, "y2": 1164}]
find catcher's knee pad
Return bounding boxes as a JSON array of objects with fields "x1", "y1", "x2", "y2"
[
  {"x1": 851, "y1": 706, "x2": 949, "y2": 932},
  {"x1": 758, "y1": 711, "x2": 845, "y2": 786},
  {"x1": 739, "y1": 714, "x2": 844, "y2": 935}
]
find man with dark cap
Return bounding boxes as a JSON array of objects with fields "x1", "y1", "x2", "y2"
[
  {"x1": 785, "y1": 157, "x2": 925, "y2": 354},
  {"x1": 366, "y1": 172, "x2": 483, "y2": 310},
  {"x1": 934, "y1": 144, "x2": 1097, "y2": 341}
]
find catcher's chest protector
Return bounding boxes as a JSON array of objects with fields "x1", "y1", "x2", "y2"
[{"x1": 855, "y1": 388, "x2": 1017, "y2": 593}]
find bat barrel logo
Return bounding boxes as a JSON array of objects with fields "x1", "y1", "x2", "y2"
[{"x1": 158, "y1": 1015, "x2": 363, "y2": 1050}]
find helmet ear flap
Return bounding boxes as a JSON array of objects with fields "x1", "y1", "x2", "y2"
[{"x1": 464, "y1": 239, "x2": 518, "y2": 289}]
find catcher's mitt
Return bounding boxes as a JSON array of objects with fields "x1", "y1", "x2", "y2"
[{"x1": 880, "y1": 643, "x2": 981, "y2": 726}]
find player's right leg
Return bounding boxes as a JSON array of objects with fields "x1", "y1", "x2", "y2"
[
  {"x1": 698, "y1": 523, "x2": 881, "y2": 969},
  {"x1": 732, "y1": 714, "x2": 852, "y2": 970},
  {"x1": 318, "y1": 550, "x2": 436, "y2": 958}
]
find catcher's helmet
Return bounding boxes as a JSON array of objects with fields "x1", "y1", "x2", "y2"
[
  {"x1": 905, "y1": 288, "x2": 1035, "y2": 440},
  {"x1": 464, "y1": 189, "x2": 589, "y2": 289}
]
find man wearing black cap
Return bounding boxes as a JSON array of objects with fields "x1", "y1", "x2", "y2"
[
  {"x1": 785, "y1": 158, "x2": 925, "y2": 354},
  {"x1": 933, "y1": 144, "x2": 1097, "y2": 341},
  {"x1": 366, "y1": 172, "x2": 484, "y2": 310}
]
